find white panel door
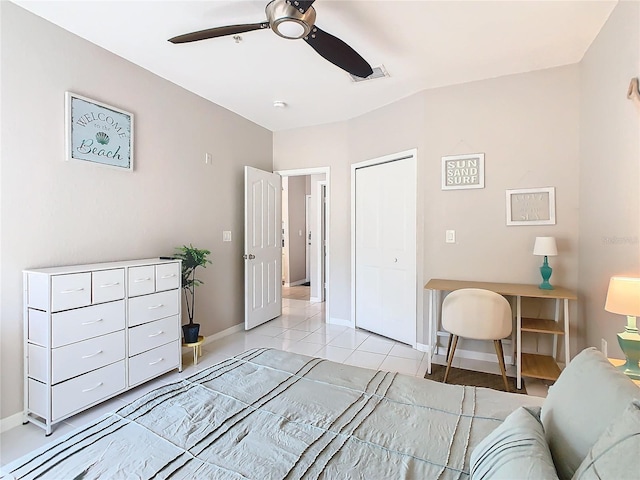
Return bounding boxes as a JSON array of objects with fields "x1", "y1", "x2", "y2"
[
  {"x1": 244, "y1": 166, "x2": 282, "y2": 330},
  {"x1": 355, "y1": 157, "x2": 416, "y2": 345}
]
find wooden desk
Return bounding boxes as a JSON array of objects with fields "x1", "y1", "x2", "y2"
[{"x1": 424, "y1": 279, "x2": 577, "y2": 389}]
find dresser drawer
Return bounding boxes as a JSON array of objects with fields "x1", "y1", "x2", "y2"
[
  {"x1": 128, "y1": 265, "x2": 155, "y2": 297},
  {"x1": 128, "y1": 290, "x2": 179, "y2": 327},
  {"x1": 129, "y1": 342, "x2": 179, "y2": 386},
  {"x1": 92, "y1": 268, "x2": 125, "y2": 304},
  {"x1": 51, "y1": 300, "x2": 125, "y2": 347},
  {"x1": 156, "y1": 262, "x2": 180, "y2": 292},
  {"x1": 52, "y1": 360, "x2": 125, "y2": 421},
  {"x1": 51, "y1": 273, "x2": 91, "y2": 312},
  {"x1": 129, "y1": 315, "x2": 179, "y2": 356},
  {"x1": 52, "y1": 330, "x2": 125, "y2": 384}
]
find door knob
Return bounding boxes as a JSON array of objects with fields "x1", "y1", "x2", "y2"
[{"x1": 249, "y1": 254, "x2": 256, "y2": 259}]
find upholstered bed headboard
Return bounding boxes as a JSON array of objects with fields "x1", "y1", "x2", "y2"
[
  {"x1": 470, "y1": 347, "x2": 640, "y2": 480},
  {"x1": 541, "y1": 347, "x2": 640, "y2": 479}
]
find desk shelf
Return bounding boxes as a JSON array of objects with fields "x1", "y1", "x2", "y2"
[
  {"x1": 521, "y1": 353, "x2": 562, "y2": 381},
  {"x1": 520, "y1": 317, "x2": 565, "y2": 381},
  {"x1": 521, "y1": 317, "x2": 565, "y2": 335}
]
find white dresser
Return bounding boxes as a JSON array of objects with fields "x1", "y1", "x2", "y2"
[{"x1": 23, "y1": 258, "x2": 182, "y2": 434}]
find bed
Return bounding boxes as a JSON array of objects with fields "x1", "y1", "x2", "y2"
[{"x1": 1, "y1": 347, "x2": 638, "y2": 480}]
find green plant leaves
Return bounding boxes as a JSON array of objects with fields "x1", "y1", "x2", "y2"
[{"x1": 174, "y1": 244, "x2": 211, "y2": 324}]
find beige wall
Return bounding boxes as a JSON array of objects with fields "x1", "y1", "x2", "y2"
[
  {"x1": 275, "y1": 66, "x2": 581, "y2": 356},
  {"x1": 579, "y1": 1, "x2": 640, "y2": 358},
  {"x1": 0, "y1": 3, "x2": 272, "y2": 421}
]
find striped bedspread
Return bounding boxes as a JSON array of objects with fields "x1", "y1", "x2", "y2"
[{"x1": 1, "y1": 348, "x2": 540, "y2": 479}]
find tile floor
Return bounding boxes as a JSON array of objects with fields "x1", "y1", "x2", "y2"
[
  {"x1": 0, "y1": 291, "x2": 550, "y2": 467},
  {"x1": 282, "y1": 284, "x2": 311, "y2": 301}
]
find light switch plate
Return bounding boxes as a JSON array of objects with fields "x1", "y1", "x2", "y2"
[
  {"x1": 446, "y1": 230, "x2": 456, "y2": 243},
  {"x1": 223, "y1": 231, "x2": 232, "y2": 242}
]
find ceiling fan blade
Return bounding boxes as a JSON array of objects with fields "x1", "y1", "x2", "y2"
[
  {"x1": 169, "y1": 22, "x2": 270, "y2": 44},
  {"x1": 303, "y1": 25, "x2": 373, "y2": 78},
  {"x1": 288, "y1": 0, "x2": 316, "y2": 14}
]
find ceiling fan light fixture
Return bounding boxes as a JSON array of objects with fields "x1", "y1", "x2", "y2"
[
  {"x1": 170, "y1": 0, "x2": 373, "y2": 79},
  {"x1": 266, "y1": 0, "x2": 316, "y2": 39},
  {"x1": 273, "y1": 19, "x2": 307, "y2": 39}
]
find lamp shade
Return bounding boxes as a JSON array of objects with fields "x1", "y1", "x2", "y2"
[
  {"x1": 533, "y1": 236, "x2": 558, "y2": 256},
  {"x1": 605, "y1": 276, "x2": 640, "y2": 316}
]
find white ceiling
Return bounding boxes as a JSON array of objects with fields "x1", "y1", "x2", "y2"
[{"x1": 13, "y1": 0, "x2": 616, "y2": 132}]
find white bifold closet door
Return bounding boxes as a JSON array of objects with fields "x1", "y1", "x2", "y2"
[{"x1": 355, "y1": 156, "x2": 416, "y2": 345}]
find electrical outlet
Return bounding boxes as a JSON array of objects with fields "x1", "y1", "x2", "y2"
[
  {"x1": 601, "y1": 338, "x2": 608, "y2": 357},
  {"x1": 223, "y1": 231, "x2": 232, "y2": 242}
]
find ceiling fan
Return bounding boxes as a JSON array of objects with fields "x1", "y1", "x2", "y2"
[{"x1": 168, "y1": 0, "x2": 374, "y2": 79}]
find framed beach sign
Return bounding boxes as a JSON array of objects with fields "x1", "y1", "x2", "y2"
[
  {"x1": 65, "y1": 92, "x2": 134, "y2": 170},
  {"x1": 506, "y1": 187, "x2": 556, "y2": 226},
  {"x1": 441, "y1": 153, "x2": 485, "y2": 190}
]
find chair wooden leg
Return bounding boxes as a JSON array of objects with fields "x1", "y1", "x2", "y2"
[
  {"x1": 445, "y1": 334, "x2": 452, "y2": 365},
  {"x1": 494, "y1": 340, "x2": 509, "y2": 392},
  {"x1": 443, "y1": 335, "x2": 459, "y2": 384}
]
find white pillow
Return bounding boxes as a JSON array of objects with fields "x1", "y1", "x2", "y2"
[
  {"x1": 571, "y1": 400, "x2": 640, "y2": 480},
  {"x1": 540, "y1": 347, "x2": 640, "y2": 480},
  {"x1": 470, "y1": 406, "x2": 558, "y2": 480}
]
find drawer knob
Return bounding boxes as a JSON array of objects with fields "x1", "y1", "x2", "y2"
[
  {"x1": 81, "y1": 382, "x2": 103, "y2": 393},
  {"x1": 99, "y1": 282, "x2": 120, "y2": 288},
  {"x1": 160, "y1": 274, "x2": 176, "y2": 279},
  {"x1": 147, "y1": 304, "x2": 164, "y2": 310},
  {"x1": 148, "y1": 331, "x2": 164, "y2": 338},
  {"x1": 81, "y1": 350, "x2": 103, "y2": 359},
  {"x1": 134, "y1": 277, "x2": 151, "y2": 283},
  {"x1": 148, "y1": 358, "x2": 164, "y2": 366}
]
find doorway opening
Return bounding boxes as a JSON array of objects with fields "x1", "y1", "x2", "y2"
[{"x1": 277, "y1": 168, "x2": 330, "y2": 314}]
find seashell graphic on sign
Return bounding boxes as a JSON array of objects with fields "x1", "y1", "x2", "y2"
[{"x1": 95, "y1": 131, "x2": 110, "y2": 145}]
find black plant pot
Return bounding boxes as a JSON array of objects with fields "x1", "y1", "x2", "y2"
[{"x1": 182, "y1": 323, "x2": 200, "y2": 344}]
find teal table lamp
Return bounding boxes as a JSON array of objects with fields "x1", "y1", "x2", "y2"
[
  {"x1": 533, "y1": 236, "x2": 558, "y2": 290},
  {"x1": 605, "y1": 276, "x2": 640, "y2": 380}
]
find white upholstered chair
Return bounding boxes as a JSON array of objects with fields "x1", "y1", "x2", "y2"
[{"x1": 442, "y1": 288, "x2": 512, "y2": 391}]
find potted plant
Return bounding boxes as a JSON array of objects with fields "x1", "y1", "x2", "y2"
[{"x1": 174, "y1": 244, "x2": 211, "y2": 343}]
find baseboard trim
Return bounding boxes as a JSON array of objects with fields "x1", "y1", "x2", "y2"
[
  {"x1": 328, "y1": 316, "x2": 354, "y2": 328},
  {"x1": 1, "y1": 412, "x2": 24, "y2": 433},
  {"x1": 415, "y1": 343, "x2": 514, "y2": 364},
  {"x1": 435, "y1": 345, "x2": 514, "y2": 365},
  {"x1": 310, "y1": 296, "x2": 322, "y2": 303}
]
